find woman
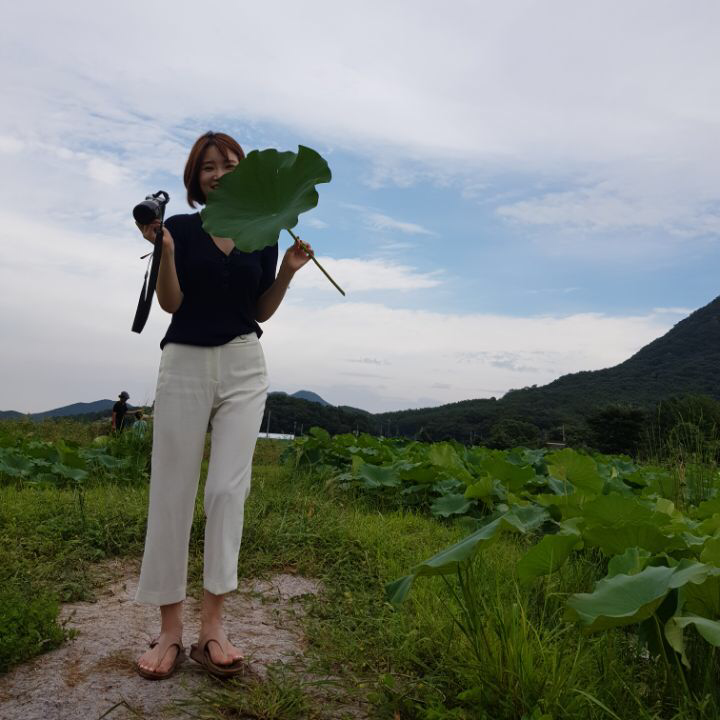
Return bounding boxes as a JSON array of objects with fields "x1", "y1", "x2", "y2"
[{"x1": 134, "y1": 131, "x2": 312, "y2": 680}]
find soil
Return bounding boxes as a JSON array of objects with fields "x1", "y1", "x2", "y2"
[{"x1": 0, "y1": 559, "x2": 360, "y2": 720}]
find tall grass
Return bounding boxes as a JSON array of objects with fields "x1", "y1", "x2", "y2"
[{"x1": 641, "y1": 411, "x2": 720, "y2": 507}]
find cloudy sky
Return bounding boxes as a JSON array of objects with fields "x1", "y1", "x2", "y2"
[{"x1": 1, "y1": 1, "x2": 719, "y2": 413}]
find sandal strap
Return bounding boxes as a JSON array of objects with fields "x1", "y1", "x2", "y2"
[
  {"x1": 149, "y1": 636, "x2": 184, "y2": 660},
  {"x1": 199, "y1": 637, "x2": 245, "y2": 665},
  {"x1": 200, "y1": 636, "x2": 224, "y2": 653}
]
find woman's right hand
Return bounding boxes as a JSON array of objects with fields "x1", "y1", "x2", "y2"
[{"x1": 136, "y1": 220, "x2": 175, "y2": 253}]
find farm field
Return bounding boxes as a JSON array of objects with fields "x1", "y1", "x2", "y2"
[{"x1": 2, "y1": 419, "x2": 720, "y2": 719}]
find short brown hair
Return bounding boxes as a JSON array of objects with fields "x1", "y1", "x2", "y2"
[{"x1": 183, "y1": 131, "x2": 245, "y2": 207}]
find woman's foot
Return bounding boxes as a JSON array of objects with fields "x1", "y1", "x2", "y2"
[
  {"x1": 197, "y1": 624, "x2": 244, "y2": 666},
  {"x1": 136, "y1": 630, "x2": 184, "y2": 676}
]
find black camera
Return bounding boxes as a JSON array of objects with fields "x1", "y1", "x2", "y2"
[
  {"x1": 131, "y1": 190, "x2": 169, "y2": 334},
  {"x1": 133, "y1": 190, "x2": 170, "y2": 225}
]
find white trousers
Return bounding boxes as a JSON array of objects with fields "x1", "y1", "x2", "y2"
[{"x1": 135, "y1": 334, "x2": 269, "y2": 606}]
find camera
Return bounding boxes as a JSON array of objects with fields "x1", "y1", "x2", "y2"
[
  {"x1": 133, "y1": 190, "x2": 170, "y2": 225},
  {"x1": 131, "y1": 190, "x2": 170, "y2": 335}
]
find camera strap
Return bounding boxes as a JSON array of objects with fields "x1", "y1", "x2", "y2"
[{"x1": 131, "y1": 225, "x2": 164, "y2": 333}]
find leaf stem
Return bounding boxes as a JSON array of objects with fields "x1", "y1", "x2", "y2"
[{"x1": 286, "y1": 228, "x2": 345, "y2": 296}]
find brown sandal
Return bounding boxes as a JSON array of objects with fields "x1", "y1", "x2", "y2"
[
  {"x1": 135, "y1": 637, "x2": 186, "y2": 680},
  {"x1": 189, "y1": 637, "x2": 245, "y2": 678}
]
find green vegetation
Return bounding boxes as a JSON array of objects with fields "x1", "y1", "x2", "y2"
[{"x1": 5, "y1": 418, "x2": 720, "y2": 718}]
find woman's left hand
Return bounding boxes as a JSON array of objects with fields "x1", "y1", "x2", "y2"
[{"x1": 281, "y1": 239, "x2": 314, "y2": 275}]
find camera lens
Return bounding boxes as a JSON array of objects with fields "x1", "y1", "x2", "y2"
[{"x1": 133, "y1": 200, "x2": 160, "y2": 225}]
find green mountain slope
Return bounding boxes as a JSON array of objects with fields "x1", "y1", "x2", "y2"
[{"x1": 376, "y1": 295, "x2": 720, "y2": 440}]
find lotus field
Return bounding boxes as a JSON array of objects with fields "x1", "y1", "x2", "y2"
[
  {"x1": 6, "y1": 419, "x2": 720, "y2": 717},
  {"x1": 289, "y1": 428, "x2": 720, "y2": 674}
]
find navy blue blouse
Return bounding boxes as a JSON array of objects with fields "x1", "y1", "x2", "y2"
[{"x1": 160, "y1": 213, "x2": 278, "y2": 349}]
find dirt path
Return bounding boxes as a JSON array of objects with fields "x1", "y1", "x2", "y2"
[{"x1": 0, "y1": 559, "x2": 336, "y2": 720}]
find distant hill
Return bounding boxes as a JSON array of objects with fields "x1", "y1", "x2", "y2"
[
  {"x1": 264, "y1": 393, "x2": 374, "y2": 436},
  {"x1": 0, "y1": 410, "x2": 23, "y2": 420},
  {"x1": 291, "y1": 390, "x2": 330, "y2": 406},
  {"x1": 33, "y1": 400, "x2": 117, "y2": 419},
  {"x1": 0, "y1": 399, "x2": 133, "y2": 422},
  {"x1": 376, "y1": 295, "x2": 720, "y2": 441}
]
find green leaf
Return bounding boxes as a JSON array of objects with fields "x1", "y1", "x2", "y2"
[
  {"x1": 482, "y1": 456, "x2": 536, "y2": 492},
  {"x1": 694, "y1": 497, "x2": 720, "y2": 520},
  {"x1": 517, "y1": 530, "x2": 582, "y2": 584},
  {"x1": 0, "y1": 453, "x2": 34, "y2": 476},
  {"x1": 700, "y1": 536, "x2": 720, "y2": 565},
  {"x1": 465, "y1": 475, "x2": 494, "y2": 500},
  {"x1": 607, "y1": 547, "x2": 653, "y2": 578},
  {"x1": 430, "y1": 493, "x2": 472, "y2": 518},
  {"x1": 581, "y1": 494, "x2": 661, "y2": 528},
  {"x1": 428, "y1": 442, "x2": 468, "y2": 468},
  {"x1": 52, "y1": 464, "x2": 88, "y2": 482},
  {"x1": 201, "y1": 146, "x2": 331, "y2": 253},
  {"x1": 356, "y1": 462, "x2": 401, "y2": 489},
  {"x1": 547, "y1": 449, "x2": 604, "y2": 495},
  {"x1": 583, "y1": 522, "x2": 686, "y2": 556},
  {"x1": 566, "y1": 560, "x2": 720, "y2": 633},
  {"x1": 386, "y1": 505, "x2": 549, "y2": 604},
  {"x1": 665, "y1": 615, "x2": 720, "y2": 668}
]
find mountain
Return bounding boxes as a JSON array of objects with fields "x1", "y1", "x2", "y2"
[
  {"x1": 375, "y1": 295, "x2": 720, "y2": 440},
  {"x1": 0, "y1": 400, "x2": 131, "y2": 422},
  {"x1": 0, "y1": 410, "x2": 24, "y2": 420},
  {"x1": 264, "y1": 392, "x2": 374, "y2": 436},
  {"x1": 291, "y1": 390, "x2": 330, "y2": 406},
  {"x1": 33, "y1": 400, "x2": 117, "y2": 419}
]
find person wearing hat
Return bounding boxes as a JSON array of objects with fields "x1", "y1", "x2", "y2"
[{"x1": 112, "y1": 391, "x2": 130, "y2": 432}]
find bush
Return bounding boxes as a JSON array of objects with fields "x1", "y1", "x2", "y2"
[
  {"x1": 487, "y1": 419, "x2": 541, "y2": 449},
  {"x1": 587, "y1": 404, "x2": 645, "y2": 456},
  {"x1": 0, "y1": 585, "x2": 67, "y2": 672}
]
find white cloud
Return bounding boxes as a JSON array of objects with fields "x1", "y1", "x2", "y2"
[
  {"x1": 652, "y1": 307, "x2": 694, "y2": 315},
  {"x1": 497, "y1": 175, "x2": 720, "y2": 239},
  {"x1": 365, "y1": 212, "x2": 435, "y2": 236},
  {"x1": 3, "y1": 2, "x2": 718, "y2": 198},
  {"x1": 260, "y1": 301, "x2": 676, "y2": 412},
  {"x1": 86, "y1": 157, "x2": 129, "y2": 185},
  {"x1": 0, "y1": 206, "x2": 679, "y2": 414},
  {"x1": 0, "y1": 134, "x2": 24, "y2": 153},
  {"x1": 291, "y1": 257, "x2": 443, "y2": 293},
  {"x1": 305, "y1": 218, "x2": 329, "y2": 229},
  {"x1": 341, "y1": 203, "x2": 436, "y2": 237}
]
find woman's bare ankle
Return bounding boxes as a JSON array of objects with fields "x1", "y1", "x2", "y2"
[{"x1": 159, "y1": 600, "x2": 184, "y2": 638}]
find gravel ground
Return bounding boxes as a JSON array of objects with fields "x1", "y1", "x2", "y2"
[{"x1": 0, "y1": 559, "x2": 326, "y2": 720}]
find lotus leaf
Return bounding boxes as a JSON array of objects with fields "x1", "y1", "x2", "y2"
[
  {"x1": 480, "y1": 456, "x2": 536, "y2": 492},
  {"x1": 464, "y1": 475, "x2": 495, "y2": 500},
  {"x1": 431, "y1": 493, "x2": 472, "y2": 518},
  {"x1": 566, "y1": 560, "x2": 720, "y2": 633},
  {"x1": 583, "y1": 523, "x2": 687, "y2": 556},
  {"x1": 386, "y1": 505, "x2": 549, "y2": 604},
  {"x1": 517, "y1": 529, "x2": 582, "y2": 584},
  {"x1": 547, "y1": 448, "x2": 604, "y2": 495},
  {"x1": 356, "y1": 462, "x2": 401, "y2": 489},
  {"x1": 607, "y1": 547, "x2": 653, "y2": 578},
  {"x1": 665, "y1": 615, "x2": 720, "y2": 668},
  {"x1": 201, "y1": 146, "x2": 331, "y2": 253}
]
